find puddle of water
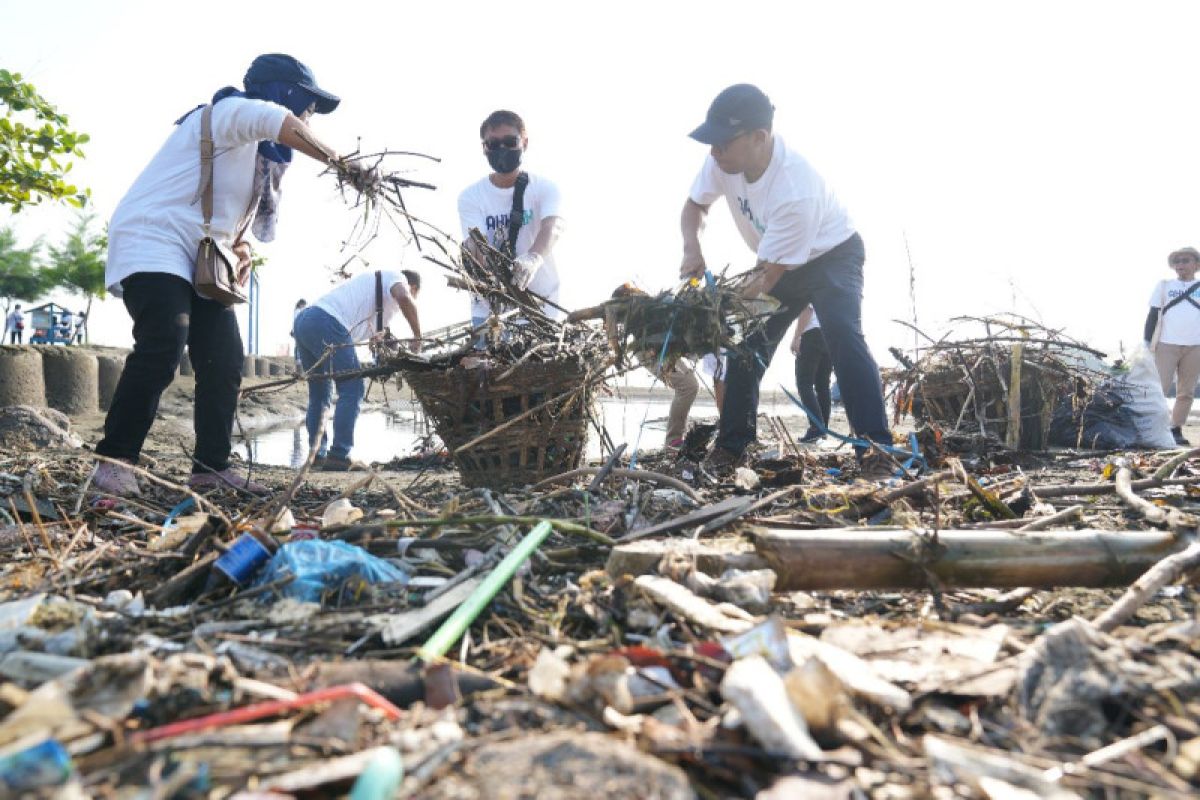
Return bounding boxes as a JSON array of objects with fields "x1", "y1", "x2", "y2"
[{"x1": 237, "y1": 398, "x2": 723, "y2": 467}]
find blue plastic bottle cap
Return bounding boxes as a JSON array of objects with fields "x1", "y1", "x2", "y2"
[{"x1": 213, "y1": 532, "x2": 273, "y2": 585}]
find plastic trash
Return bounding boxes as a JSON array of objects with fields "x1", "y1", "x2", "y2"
[
  {"x1": 349, "y1": 747, "x2": 404, "y2": 800},
  {"x1": 0, "y1": 736, "x2": 73, "y2": 793},
  {"x1": 323, "y1": 498, "x2": 364, "y2": 527},
  {"x1": 213, "y1": 531, "x2": 277, "y2": 585},
  {"x1": 254, "y1": 540, "x2": 410, "y2": 603}
]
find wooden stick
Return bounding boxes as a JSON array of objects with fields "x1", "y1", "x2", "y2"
[
  {"x1": 1005, "y1": 342, "x2": 1023, "y2": 449},
  {"x1": 531, "y1": 466, "x2": 700, "y2": 501},
  {"x1": 1092, "y1": 539, "x2": 1200, "y2": 632},
  {"x1": 381, "y1": 514, "x2": 615, "y2": 547},
  {"x1": 755, "y1": 527, "x2": 1189, "y2": 590},
  {"x1": 1114, "y1": 465, "x2": 1198, "y2": 530},
  {"x1": 1016, "y1": 504, "x2": 1083, "y2": 531}
]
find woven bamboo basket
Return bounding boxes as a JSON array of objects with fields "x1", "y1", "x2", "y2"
[
  {"x1": 914, "y1": 350, "x2": 1073, "y2": 449},
  {"x1": 404, "y1": 356, "x2": 596, "y2": 489}
]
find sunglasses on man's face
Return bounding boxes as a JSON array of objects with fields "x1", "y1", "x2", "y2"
[
  {"x1": 1172, "y1": 257, "x2": 1197, "y2": 265},
  {"x1": 484, "y1": 135, "x2": 521, "y2": 151}
]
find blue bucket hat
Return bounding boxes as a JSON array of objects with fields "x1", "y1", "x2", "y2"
[{"x1": 245, "y1": 54, "x2": 340, "y2": 114}]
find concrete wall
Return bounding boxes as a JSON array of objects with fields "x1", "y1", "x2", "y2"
[
  {"x1": 40, "y1": 347, "x2": 99, "y2": 415},
  {"x1": 0, "y1": 347, "x2": 47, "y2": 408}
]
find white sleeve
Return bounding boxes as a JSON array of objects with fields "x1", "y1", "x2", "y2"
[
  {"x1": 756, "y1": 199, "x2": 822, "y2": 266},
  {"x1": 388, "y1": 272, "x2": 411, "y2": 300},
  {"x1": 212, "y1": 98, "x2": 291, "y2": 148},
  {"x1": 536, "y1": 177, "x2": 563, "y2": 220},
  {"x1": 1149, "y1": 281, "x2": 1166, "y2": 309},
  {"x1": 688, "y1": 156, "x2": 725, "y2": 206}
]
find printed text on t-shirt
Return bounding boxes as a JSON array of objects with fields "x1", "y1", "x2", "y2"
[{"x1": 737, "y1": 197, "x2": 765, "y2": 235}]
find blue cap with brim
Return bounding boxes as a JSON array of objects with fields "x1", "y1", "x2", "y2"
[
  {"x1": 689, "y1": 83, "x2": 774, "y2": 146},
  {"x1": 245, "y1": 53, "x2": 340, "y2": 114}
]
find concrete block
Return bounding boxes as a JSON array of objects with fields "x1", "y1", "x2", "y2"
[
  {"x1": 0, "y1": 347, "x2": 46, "y2": 408},
  {"x1": 41, "y1": 347, "x2": 98, "y2": 415},
  {"x1": 256, "y1": 356, "x2": 271, "y2": 377},
  {"x1": 243, "y1": 355, "x2": 256, "y2": 378},
  {"x1": 96, "y1": 354, "x2": 125, "y2": 411},
  {"x1": 178, "y1": 351, "x2": 193, "y2": 376}
]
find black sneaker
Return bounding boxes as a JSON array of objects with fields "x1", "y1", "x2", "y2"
[
  {"x1": 1171, "y1": 427, "x2": 1191, "y2": 446},
  {"x1": 701, "y1": 446, "x2": 746, "y2": 477},
  {"x1": 317, "y1": 454, "x2": 356, "y2": 472}
]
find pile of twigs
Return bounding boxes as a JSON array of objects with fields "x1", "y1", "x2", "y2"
[{"x1": 887, "y1": 315, "x2": 1112, "y2": 449}]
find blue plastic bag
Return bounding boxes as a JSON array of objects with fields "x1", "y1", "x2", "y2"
[{"x1": 254, "y1": 540, "x2": 410, "y2": 603}]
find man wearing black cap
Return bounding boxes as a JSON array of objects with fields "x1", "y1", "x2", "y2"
[
  {"x1": 93, "y1": 53, "x2": 373, "y2": 497},
  {"x1": 680, "y1": 83, "x2": 892, "y2": 472}
]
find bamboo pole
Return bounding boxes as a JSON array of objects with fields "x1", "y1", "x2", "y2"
[
  {"x1": 754, "y1": 527, "x2": 1189, "y2": 590},
  {"x1": 1005, "y1": 342, "x2": 1023, "y2": 449}
]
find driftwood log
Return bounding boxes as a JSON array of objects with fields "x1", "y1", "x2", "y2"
[{"x1": 754, "y1": 528, "x2": 1190, "y2": 590}]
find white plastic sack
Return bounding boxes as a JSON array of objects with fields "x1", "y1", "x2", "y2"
[{"x1": 1124, "y1": 345, "x2": 1176, "y2": 448}]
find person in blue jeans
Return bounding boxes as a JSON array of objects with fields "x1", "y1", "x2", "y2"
[
  {"x1": 294, "y1": 269, "x2": 421, "y2": 471},
  {"x1": 679, "y1": 83, "x2": 892, "y2": 474}
]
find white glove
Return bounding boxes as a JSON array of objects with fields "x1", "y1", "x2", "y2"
[{"x1": 511, "y1": 252, "x2": 544, "y2": 290}]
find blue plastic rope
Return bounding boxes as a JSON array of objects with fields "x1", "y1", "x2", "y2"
[{"x1": 779, "y1": 385, "x2": 927, "y2": 473}]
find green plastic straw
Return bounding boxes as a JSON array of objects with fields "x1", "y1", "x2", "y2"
[{"x1": 417, "y1": 520, "x2": 553, "y2": 662}]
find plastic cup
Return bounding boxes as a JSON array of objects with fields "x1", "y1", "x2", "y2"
[{"x1": 213, "y1": 532, "x2": 273, "y2": 585}]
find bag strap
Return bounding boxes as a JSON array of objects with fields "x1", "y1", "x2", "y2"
[
  {"x1": 1161, "y1": 281, "x2": 1200, "y2": 314},
  {"x1": 194, "y1": 104, "x2": 260, "y2": 242},
  {"x1": 197, "y1": 105, "x2": 216, "y2": 233},
  {"x1": 375, "y1": 270, "x2": 384, "y2": 334},
  {"x1": 505, "y1": 172, "x2": 530, "y2": 255}
]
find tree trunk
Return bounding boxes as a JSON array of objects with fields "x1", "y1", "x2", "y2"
[{"x1": 754, "y1": 528, "x2": 1188, "y2": 590}]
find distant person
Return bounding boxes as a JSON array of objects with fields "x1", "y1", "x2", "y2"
[
  {"x1": 291, "y1": 298, "x2": 307, "y2": 369},
  {"x1": 5, "y1": 304, "x2": 24, "y2": 344},
  {"x1": 92, "y1": 53, "x2": 375, "y2": 497},
  {"x1": 458, "y1": 109, "x2": 565, "y2": 328},
  {"x1": 569, "y1": 283, "x2": 699, "y2": 451},
  {"x1": 73, "y1": 311, "x2": 87, "y2": 344},
  {"x1": 790, "y1": 305, "x2": 833, "y2": 443},
  {"x1": 1145, "y1": 246, "x2": 1200, "y2": 446},
  {"x1": 679, "y1": 83, "x2": 891, "y2": 474},
  {"x1": 294, "y1": 269, "x2": 422, "y2": 471},
  {"x1": 57, "y1": 312, "x2": 73, "y2": 344}
]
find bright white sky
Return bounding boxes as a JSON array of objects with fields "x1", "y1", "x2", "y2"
[{"x1": 4, "y1": 0, "x2": 1200, "y2": 392}]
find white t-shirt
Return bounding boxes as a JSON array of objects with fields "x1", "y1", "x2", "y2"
[
  {"x1": 314, "y1": 270, "x2": 412, "y2": 342},
  {"x1": 804, "y1": 309, "x2": 821, "y2": 333},
  {"x1": 457, "y1": 173, "x2": 563, "y2": 319},
  {"x1": 105, "y1": 97, "x2": 290, "y2": 295},
  {"x1": 5, "y1": 311, "x2": 23, "y2": 332},
  {"x1": 1150, "y1": 279, "x2": 1200, "y2": 345},
  {"x1": 689, "y1": 135, "x2": 855, "y2": 268}
]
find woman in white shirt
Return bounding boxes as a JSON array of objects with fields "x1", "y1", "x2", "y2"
[{"x1": 92, "y1": 54, "x2": 374, "y2": 496}]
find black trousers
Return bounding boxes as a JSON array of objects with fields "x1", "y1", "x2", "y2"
[
  {"x1": 95, "y1": 272, "x2": 243, "y2": 472},
  {"x1": 717, "y1": 233, "x2": 891, "y2": 454},
  {"x1": 795, "y1": 327, "x2": 832, "y2": 431}
]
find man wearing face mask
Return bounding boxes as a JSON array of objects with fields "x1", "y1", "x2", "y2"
[{"x1": 457, "y1": 110, "x2": 565, "y2": 327}]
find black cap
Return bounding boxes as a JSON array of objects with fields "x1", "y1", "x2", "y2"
[
  {"x1": 244, "y1": 54, "x2": 341, "y2": 114},
  {"x1": 689, "y1": 84, "x2": 774, "y2": 146}
]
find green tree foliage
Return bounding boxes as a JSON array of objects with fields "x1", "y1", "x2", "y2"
[
  {"x1": 0, "y1": 226, "x2": 48, "y2": 315},
  {"x1": 0, "y1": 69, "x2": 90, "y2": 212},
  {"x1": 48, "y1": 213, "x2": 106, "y2": 338}
]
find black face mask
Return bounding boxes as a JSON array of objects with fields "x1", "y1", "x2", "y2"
[{"x1": 486, "y1": 147, "x2": 523, "y2": 174}]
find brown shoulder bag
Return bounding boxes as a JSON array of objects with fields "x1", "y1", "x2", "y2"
[{"x1": 193, "y1": 105, "x2": 253, "y2": 305}]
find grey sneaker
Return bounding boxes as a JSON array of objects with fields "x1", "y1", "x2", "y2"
[
  {"x1": 189, "y1": 468, "x2": 267, "y2": 494},
  {"x1": 92, "y1": 460, "x2": 142, "y2": 497}
]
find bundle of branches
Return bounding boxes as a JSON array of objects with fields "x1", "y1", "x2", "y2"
[
  {"x1": 288, "y1": 124, "x2": 439, "y2": 255},
  {"x1": 585, "y1": 273, "x2": 776, "y2": 370},
  {"x1": 887, "y1": 314, "x2": 1110, "y2": 450}
]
